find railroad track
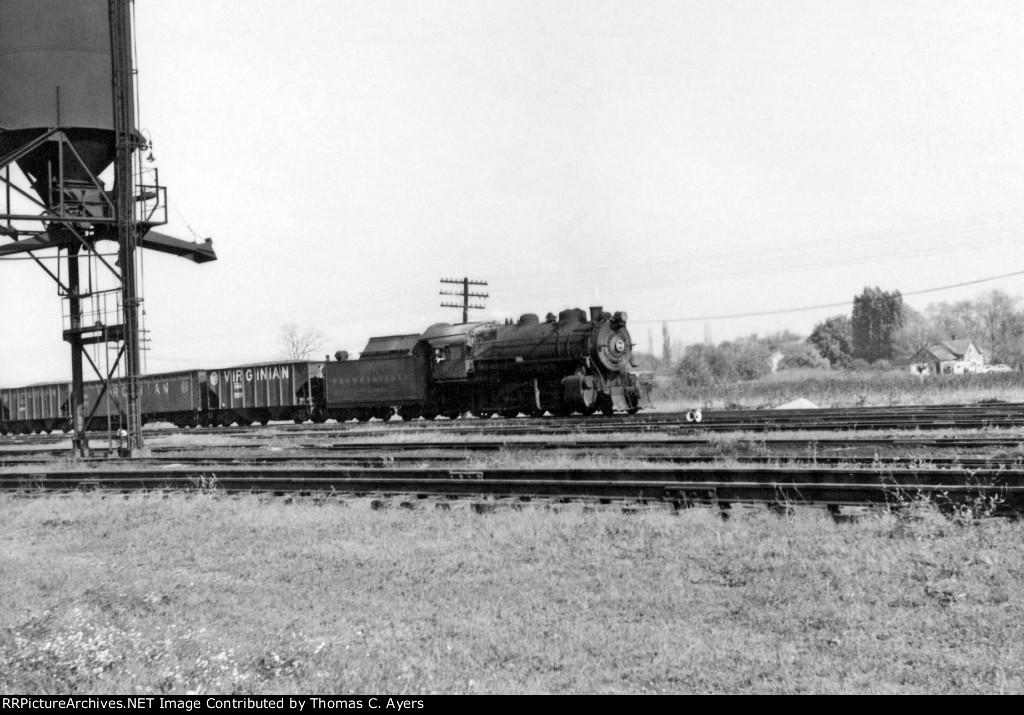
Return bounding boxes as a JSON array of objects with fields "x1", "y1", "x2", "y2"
[
  {"x1": 3, "y1": 465, "x2": 1022, "y2": 514},
  {"x1": 6, "y1": 433, "x2": 1024, "y2": 463},
  {"x1": 3, "y1": 452, "x2": 1023, "y2": 469},
  {"x1": 7, "y1": 403, "x2": 1024, "y2": 443}
]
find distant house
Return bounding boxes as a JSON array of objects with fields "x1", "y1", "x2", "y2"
[{"x1": 908, "y1": 339, "x2": 985, "y2": 375}]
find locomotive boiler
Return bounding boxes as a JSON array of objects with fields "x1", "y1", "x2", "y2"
[{"x1": 323, "y1": 306, "x2": 651, "y2": 420}]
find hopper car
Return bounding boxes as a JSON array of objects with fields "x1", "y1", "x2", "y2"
[
  {"x1": 0, "y1": 362, "x2": 322, "y2": 434},
  {"x1": 0, "y1": 306, "x2": 651, "y2": 434}
]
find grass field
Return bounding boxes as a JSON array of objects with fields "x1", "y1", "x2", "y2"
[
  {"x1": 656, "y1": 370, "x2": 1024, "y2": 410},
  {"x1": 2, "y1": 494, "x2": 1023, "y2": 694}
]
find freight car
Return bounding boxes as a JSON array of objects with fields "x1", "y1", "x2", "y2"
[
  {"x1": 0, "y1": 382, "x2": 69, "y2": 435},
  {"x1": 82, "y1": 371, "x2": 206, "y2": 431},
  {"x1": 203, "y1": 362, "x2": 323, "y2": 426},
  {"x1": 0, "y1": 361, "x2": 323, "y2": 434},
  {"x1": 323, "y1": 305, "x2": 651, "y2": 420}
]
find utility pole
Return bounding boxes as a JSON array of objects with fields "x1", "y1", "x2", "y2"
[{"x1": 440, "y1": 277, "x2": 488, "y2": 323}]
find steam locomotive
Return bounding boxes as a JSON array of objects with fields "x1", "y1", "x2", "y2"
[
  {"x1": 325, "y1": 306, "x2": 650, "y2": 421},
  {"x1": 0, "y1": 306, "x2": 651, "y2": 434}
]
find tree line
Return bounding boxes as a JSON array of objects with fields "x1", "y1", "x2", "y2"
[
  {"x1": 811, "y1": 287, "x2": 1024, "y2": 369},
  {"x1": 657, "y1": 287, "x2": 1024, "y2": 386}
]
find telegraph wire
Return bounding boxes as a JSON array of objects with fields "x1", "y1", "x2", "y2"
[{"x1": 633, "y1": 267, "x2": 1024, "y2": 324}]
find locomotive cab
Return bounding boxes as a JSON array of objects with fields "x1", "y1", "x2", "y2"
[{"x1": 420, "y1": 322, "x2": 495, "y2": 382}]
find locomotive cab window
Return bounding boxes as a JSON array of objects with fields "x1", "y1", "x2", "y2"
[{"x1": 434, "y1": 347, "x2": 447, "y2": 363}]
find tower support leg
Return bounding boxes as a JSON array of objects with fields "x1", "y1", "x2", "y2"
[{"x1": 66, "y1": 246, "x2": 88, "y2": 458}]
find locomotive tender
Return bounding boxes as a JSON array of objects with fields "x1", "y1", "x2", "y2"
[{"x1": 0, "y1": 306, "x2": 650, "y2": 434}]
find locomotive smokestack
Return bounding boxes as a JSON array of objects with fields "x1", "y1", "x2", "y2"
[{"x1": 589, "y1": 306, "x2": 603, "y2": 322}]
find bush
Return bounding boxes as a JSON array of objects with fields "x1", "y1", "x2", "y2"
[
  {"x1": 779, "y1": 343, "x2": 830, "y2": 371},
  {"x1": 675, "y1": 341, "x2": 771, "y2": 387}
]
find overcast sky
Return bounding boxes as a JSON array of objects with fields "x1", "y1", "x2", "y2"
[{"x1": 2, "y1": 0, "x2": 1024, "y2": 385}]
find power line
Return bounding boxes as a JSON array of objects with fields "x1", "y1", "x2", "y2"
[{"x1": 633, "y1": 267, "x2": 1024, "y2": 324}]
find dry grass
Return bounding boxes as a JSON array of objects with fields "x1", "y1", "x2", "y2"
[
  {"x1": 658, "y1": 370, "x2": 1024, "y2": 410},
  {"x1": 2, "y1": 494, "x2": 1023, "y2": 694}
]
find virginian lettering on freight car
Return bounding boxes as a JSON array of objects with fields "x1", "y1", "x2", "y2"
[
  {"x1": 212, "y1": 366, "x2": 291, "y2": 386},
  {"x1": 110, "y1": 382, "x2": 171, "y2": 398}
]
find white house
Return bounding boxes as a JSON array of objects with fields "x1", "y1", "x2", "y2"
[{"x1": 908, "y1": 339, "x2": 985, "y2": 375}]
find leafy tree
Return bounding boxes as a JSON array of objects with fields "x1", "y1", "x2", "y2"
[
  {"x1": 920, "y1": 291, "x2": 1024, "y2": 364},
  {"x1": 892, "y1": 305, "x2": 934, "y2": 361},
  {"x1": 925, "y1": 300, "x2": 981, "y2": 343},
  {"x1": 675, "y1": 339, "x2": 771, "y2": 386},
  {"x1": 727, "y1": 340, "x2": 772, "y2": 380},
  {"x1": 763, "y1": 330, "x2": 804, "y2": 350},
  {"x1": 808, "y1": 314, "x2": 853, "y2": 368},
  {"x1": 778, "y1": 343, "x2": 829, "y2": 370},
  {"x1": 675, "y1": 344, "x2": 717, "y2": 386},
  {"x1": 851, "y1": 287, "x2": 903, "y2": 363}
]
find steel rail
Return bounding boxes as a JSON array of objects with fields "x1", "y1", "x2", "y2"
[
  {"x1": 8, "y1": 403, "x2": 1024, "y2": 441},
  {"x1": 4, "y1": 453, "x2": 1024, "y2": 469},
  {"x1": 3, "y1": 465, "x2": 1022, "y2": 513},
  {"x1": 7, "y1": 433, "x2": 1024, "y2": 460}
]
